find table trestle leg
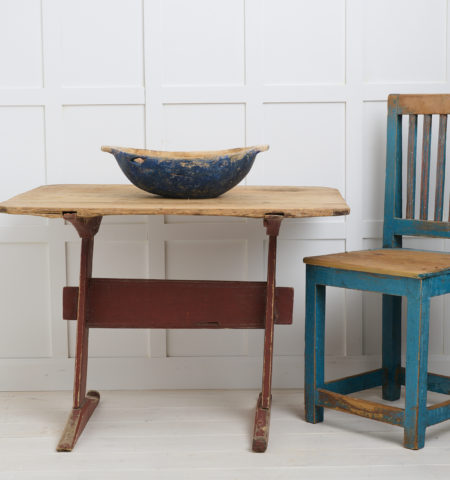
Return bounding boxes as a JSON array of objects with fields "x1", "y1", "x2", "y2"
[
  {"x1": 252, "y1": 215, "x2": 283, "y2": 452},
  {"x1": 57, "y1": 215, "x2": 102, "y2": 452}
]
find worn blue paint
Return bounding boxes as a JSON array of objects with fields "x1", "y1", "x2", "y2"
[
  {"x1": 304, "y1": 94, "x2": 450, "y2": 450},
  {"x1": 382, "y1": 294, "x2": 401, "y2": 401},
  {"x1": 324, "y1": 369, "x2": 385, "y2": 395},
  {"x1": 404, "y1": 287, "x2": 430, "y2": 449},
  {"x1": 102, "y1": 145, "x2": 268, "y2": 199},
  {"x1": 391, "y1": 218, "x2": 450, "y2": 238},
  {"x1": 304, "y1": 265, "x2": 324, "y2": 424},
  {"x1": 406, "y1": 114, "x2": 417, "y2": 219},
  {"x1": 435, "y1": 115, "x2": 447, "y2": 221},
  {"x1": 383, "y1": 94, "x2": 403, "y2": 249},
  {"x1": 399, "y1": 368, "x2": 450, "y2": 395},
  {"x1": 427, "y1": 402, "x2": 450, "y2": 426},
  {"x1": 427, "y1": 271, "x2": 450, "y2": 296},
  {"x1": 311, "y1": 265, "x2": 419, "y2": 296},
  {"x1": 420, "y1": 115, "x2": 432, "y2": 220}
]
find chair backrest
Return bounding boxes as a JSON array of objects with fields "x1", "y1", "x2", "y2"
[{"x1": 383, "y1": 94, "x2": 450, "y2": 248}]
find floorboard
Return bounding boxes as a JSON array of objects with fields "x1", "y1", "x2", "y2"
[{"x1": 0, "y1": 388, "x2": 449, "y2": 479}]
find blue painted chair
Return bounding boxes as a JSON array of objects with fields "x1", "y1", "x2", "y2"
[{"x1": 304, "y1": 94, "x2": 450, "y2": 449}]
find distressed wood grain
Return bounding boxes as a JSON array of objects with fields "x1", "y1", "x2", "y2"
[
  {"x1": 317, "y1": 389, "x2": 404, "y2": 426},
  {"x1": 435, "y1": 114, "x2": 447, "y2": 221},
  {"x1": 420, "y1": 114, "x2": 432, "y2": 220},
  {"x1": 304, "y1": 248, "x2": 450, "y2": 278},
  {"x1": 394, "y1": 94, "x2": 450, "y2": 114},
  {"x1": 406, "y1": 114, "x2": 418, "y2": 219},
  {"x1": 0, "y1": 185, "x2": 350, "y2": 219}
]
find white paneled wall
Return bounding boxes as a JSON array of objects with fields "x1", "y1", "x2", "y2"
[{"x1": 0, "y1": 0, "x2": 449, "y2": 390}]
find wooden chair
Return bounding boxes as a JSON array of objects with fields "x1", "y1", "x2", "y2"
[{"x1": 304, "y1": 94, "x2": 450, "y2": 449}]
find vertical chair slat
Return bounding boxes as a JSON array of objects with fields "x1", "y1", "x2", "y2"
[
  {"x1": 435, "y1": 115, "x2": 447, "y2": 221},
  {"x1": 420, "y1": 114, "x2": 432, "y2": 220},
  {"x1": 406, "y1": 115, "x2": 418, "y2": 218}
]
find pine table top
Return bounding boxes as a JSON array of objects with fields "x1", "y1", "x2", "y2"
[{"x1": 0, "y1": 184, "x2": 350, "y2": 219}]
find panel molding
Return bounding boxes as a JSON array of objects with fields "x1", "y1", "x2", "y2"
[{"x1": 1, "y1": 354, "x2": 450, "y2": 390}]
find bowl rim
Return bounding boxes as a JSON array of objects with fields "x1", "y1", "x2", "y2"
[{"x1": 101, "y1": 145, "x2": 269, "y2": 161}]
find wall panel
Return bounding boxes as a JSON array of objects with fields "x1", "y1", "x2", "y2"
[
  {"x1": 161, "y1": 0, "x2": 245, "y2": 85},
  {"x1": 49, "y1": 105, "x2": 145, "y2": 184},
  {"x1": 163, "y1": 103, "x2": 246, "y2": 150},
  {"x1": 0, "y1": 107, "x2": 46, "y2": 226},
  {"x1": 363, "y1": 0, "x2": 447, "y2": 83},
  {"x1": 261, "y1": 103, "x2": 345, "y2": 189},
  {"x1": 362, "y1": 101, "x2": 387, "y2": 223},
  {"x1": 0, "y1": 0, "x2": 449, "y2": 389},
  {"x1": 0, "y1": 244, "x2": 51, "y2": 358},
  {"x1": 0, "y1": 0, "x2": 42, "y2": 88},
  {"x1": 61, "y1": 0, "x2": 143, "y2": 87},
  {"x1": 263, "y1": 0, "x2": 345, "y2": 85}
]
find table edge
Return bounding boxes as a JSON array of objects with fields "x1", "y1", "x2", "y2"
[
  {"x1": 0, "y1": 185, "x2": 350, "y2": 219},
  {"x1": 0, "y1": 205, "x2": 350, "y2": 219}
]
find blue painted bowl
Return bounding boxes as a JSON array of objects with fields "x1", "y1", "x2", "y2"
[{"x1": 101, "y1": 145, "x2": 269, "y2": 199}]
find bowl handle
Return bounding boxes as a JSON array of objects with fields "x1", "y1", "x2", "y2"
[
  {"x1": 251, "y1": 145, "x2": 270, "y2": 154},
  {"x1": 101, "y1": 146, "x2": 115, "y2": 154}
]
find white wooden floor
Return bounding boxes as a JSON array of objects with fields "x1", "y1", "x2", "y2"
[{"x1": 0, "y1": 388, "x2": 449, "y2": 479}]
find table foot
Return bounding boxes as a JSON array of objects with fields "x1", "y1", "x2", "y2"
[
  {"x1": 252, "y1": 393, "x2": 272, "y2": 452},
  {"x1": 56, "y1": 390, "x2": 100, "y2": 452}
]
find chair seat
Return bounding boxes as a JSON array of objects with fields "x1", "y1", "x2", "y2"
[{"x1": 304, "y1": 248, "x2": 450, "y2": 278}]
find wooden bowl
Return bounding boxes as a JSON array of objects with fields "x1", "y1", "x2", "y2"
[{"x1": 101, "y1": 145, "x2": 269, "y2": 199}]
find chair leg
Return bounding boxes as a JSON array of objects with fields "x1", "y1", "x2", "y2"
[
  {"x1": 382, "y1": 294, "x2": 402, "y2": 401},
  {"x1": 404, "y1": 288, "x2": 430, "y2": 450},
  {"x1": 304, "y1": 266, "x2": 325, "y2": 424}
]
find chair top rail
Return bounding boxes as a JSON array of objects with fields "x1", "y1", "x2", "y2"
[{"x1": 391, "y1": 94, "x2": 450, "y2": 115}]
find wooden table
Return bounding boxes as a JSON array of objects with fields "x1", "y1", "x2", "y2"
[{"x1": 0, "y1": 184, "x2": 349, "y2": 452}]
